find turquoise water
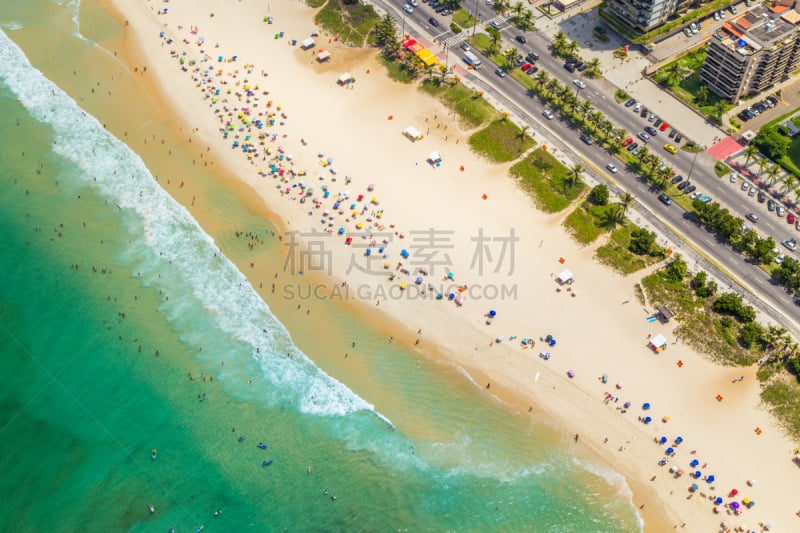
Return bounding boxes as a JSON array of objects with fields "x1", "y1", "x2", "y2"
[{"x1": 0, "y1": 2, "x2": 641, "y2": 531}]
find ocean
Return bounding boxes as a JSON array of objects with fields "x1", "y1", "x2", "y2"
[{"x1": 0, "y1": 1, "x2": 641, "y2": 531}]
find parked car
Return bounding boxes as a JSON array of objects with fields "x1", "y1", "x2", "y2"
[
  {"x1": 576, "y1": 62, "x2": 588, "y2": 72},
  {"x1": 634, "y1": 103, "x2": 642, "y2": 113},
  {"x1": 677, "y1": 180, "x2": 690, "y2": 190},
  {"x1": 403, "y1": 4, "x2": 414, "y2": 13},
  {"x1": 758, "y1": 191, "x2": 766, "y2": 203},
  {"x1": 668, "y1": 129, "x2": 677, "y2": 138},
  {"x1": 684, "y1": 28, "x2": 693, "y2": 38},
  {"x1": 685, "y1": 184, "x2": 697, "y2": 194},
  {"x1": 648, "y1": 113, "x2": 657, "y2": 122},
  {"x1": 730, "y1": 5, "x2": 737, "y2": 14},
  {"x1": 690, "y1": 22, "x2": 699, "y2": 34},
  {"x1": 659, "y1": 122, "x2": 669, "y2": 132},
  {"x1": 644, "y1": 126, "x2": 657, "y2": 136},
  {"x1": 640, "y1": 108, "x2": 649, "y2": 118},
  {"x1": 746, "y1": 213, "x2": 759, "y2": 223},
  {"x1": 690, "y1": 191, "x2": 702, "y2": 200},
  {"x1": 564, "y1": 63, "x2": 576, "y2": 73},
  {"x1": 748, "y1": 186, "x2": 756, "y2": 197},
  {"x1": 526, "y1": 65, "x2": 539, "y2": 75},
  {"x1": 638, "y1": 131, "x2": 650, "y2": 143},
  {"x1": 789, "y1": 213, "x2": 797, "y2": 225},
  {"x1": 671, "y1": 175, "x2": 684, "y2": 184},
  {"x1": 699, "y1": 195, "x2": 713, "y2": 203},
  {"x1": 627, "y1": 142, "x2": 639, "y2": 152},
  {"x1": 768, "y1": 199, "x2": 776, "y2": 211},
  {"x1": 654, "y1": 119, "x2": 663, "y2": 128},
  {"x1": 625, "y1": 98, "x2": 636, "y2": 107},
  {"x1": 777, "y1": 206, "x2": 786, "y2": 217},
  {"x1": 740, "y1": 179, "x2": 748, "y2": 190},
  {"x1": 527, "y1": 51, "x2": 539, "y2": 61},
  {"x1": 658, "y1": 193, "x2": 673, "y2": 205},
  {"x1": 621, "y1": 137, "x2": 633, "y2": 147},
  {"x1": 675, "y1": 133, "x2": 683, "y2": 143},
  {"x1": 783, "y1": 238, "x2": 797, "y2": 251}
]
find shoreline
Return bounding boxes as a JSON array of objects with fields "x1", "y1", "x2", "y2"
[{"x1": 99, "y1": 0, "x2": 799, "y2": 530}]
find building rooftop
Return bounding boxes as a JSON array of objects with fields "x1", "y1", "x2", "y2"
[{"x1": 714, "y1": 5, "x2": 798, "y2": 55}]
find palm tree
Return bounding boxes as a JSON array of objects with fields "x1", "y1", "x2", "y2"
[
  {"x1": 511, "y1": 1, "x2": 525, "y2": 20},
  {"x1": 553, "y1": 31, "x2": 567, "y2": 53},
  {"x1": 546, "y1": 78, "x2": 561, "y2": 97},
  {"x1": 781, "y1": 173, "x2": 797, "y2": 194},
  {"x1": 765, "y1": 163, "x2": 781, "y2": 186},
  {"x1": 586, "y1": 58, "x2": 602, "y2": 78},
  {"x1": 695, "y1": 84, "x2": 709, "y2": 105},
  {"x1": 714, "y1": 99, "x2": 732, "y2": 122},
  {"x1": 579, "y1": 100, "x2": 593, "y2": 117},
  {"x1": 620, "y1": 191, "x2": 634, "y2": 216},
  {"x1": 487, "y1": 26, "x2": 502, "y2": 53},
  {"x1": 558, "y1": 85, "x2": 572, "y2": 103},
  {"x1": 563, "y1": 93, "x2": 579, "y2": 111},
  {"x1": 570, "y1": 164, "x2": 583, "y2": 188},
  {"x1": 519, "y1": 125, "x2": 530, "y2": 139},
  {"x1": 756, "y1": 158, "x2": 769, "y2": 180},
  {"x1": 566, "y1": 40, "x2": 579, "y2": 58},
  {"x1": 742, "y1": 144, "x2": 758, "y2": 168},
  {"x1": 600, "y1": 205, "x2": 625, "y2": 231},
  {"x1": 503, "y1": 47, "x2": 520, "y2": 68},
  {"x1": 518, "y1": 9, "x2": 535, "y2": 31},
  {"x1": 637, "y1": 146, "x2": 650, "y2": 162},
  {"x1": 664, "y1": 62, "x2": 682, "y2": 87},
  {"x1": 590, "y1": 111, "x2": 604, "y2": 130}
]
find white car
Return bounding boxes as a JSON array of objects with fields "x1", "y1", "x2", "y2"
[
  {"x1": 403, "y1": 4, "x2": 414, "y2": 14},
  {"x1": 690, "y1": 191, "x2": 702, "y2": 200},
  {"x1": 606, "y1": 163, "x2": 618, "y2": 173},
  {"x1": 573, "y1": 79, "x2": 586, "y2": 89},
  {"x1": 730, "y1": 173, "x2": 737, "y2": 184},
  {"x1": 783, "y1": 239, "x2": 798, "y2": 251},
  {"x1": 542, "y1": 109, "x2": 554, "y2": 120},
  {"x1": 633, "y1": 103, "x2": 642, "y2": 112},
  {"x1": 410, "y1": 0, "x2": 418, "y2": 5},
  {"x1": 460, "y1": 42, "x2": 471, "y2": 52}
]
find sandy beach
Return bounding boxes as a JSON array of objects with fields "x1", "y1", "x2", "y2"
[{"x1": 103, "y1": 0, "x2": 800, "y2": 530}]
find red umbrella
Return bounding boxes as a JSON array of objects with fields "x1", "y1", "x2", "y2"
[{"x1": 730, "y1": 489, "x2": 738, "y2": 496}]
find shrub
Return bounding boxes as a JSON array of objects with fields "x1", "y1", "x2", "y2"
[
  {"x1": 739, "y1": 321, "x2": 764, "y2": 348},
  {"x1": 629, "y1": 227, "x2": 656, "y2": 255},
  {"x1": 450, "y1": 23, "x2": 462, "y2": 34},
  {"x1": 753, "y1": 126, "x2": 791, "y2": 160},
  {"x1": 589, "y1": 184, "x2": 609, "y2": 205},
  {"x1": 664, "y1": 255, "x2": 687, "y2": 282}
]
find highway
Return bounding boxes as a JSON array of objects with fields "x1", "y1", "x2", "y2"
[{"x1": 377, "y1": 0, "x2": 800, "y2": 333}]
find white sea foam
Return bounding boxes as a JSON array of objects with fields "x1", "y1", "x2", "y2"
[
  {"x1": 0, "y1": 28, "x2": 374, "y2": 419},
  {"x1": 1, "y1": 21, "x2": 22, "y2": 31}
]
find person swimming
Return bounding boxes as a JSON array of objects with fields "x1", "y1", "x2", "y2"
[{"x1": 151, "y1": 449, "x2": 157, "y2": 460}]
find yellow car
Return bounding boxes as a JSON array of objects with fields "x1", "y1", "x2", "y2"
[{"x1": 664, "y1": 144, "x2": 677, "y2": 154}]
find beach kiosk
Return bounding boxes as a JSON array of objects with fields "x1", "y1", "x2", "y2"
[
  {"x1": 657, "y1": 305, "x2": 675, "y2": 323},
  {"x1": 649, "y1": 334, "x2": 668, "y2": 353},
  {"x1": 556, "y1": 269, "x2": 574, "y2": 285},
  {"x1": 316, "y1": 50, "x2": 331, "y2": 63},
  {"x1": 337, "y1": 72, "x2": 355, "y2": 86},
  {"x1": 403, "y1": 126, "x2": 423, "y2": 142},
  {"x1": 301, "y1": 37, "x2": 315, "y2": 50},
  {"x1": 427, "y1": 151, "x2": 442, "y2": 167}
]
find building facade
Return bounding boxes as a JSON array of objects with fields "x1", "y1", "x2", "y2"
[
  {"x1": 700, "y1": 6, "x2": 800, "y2": 104},
  {"x1": 606, "y1": 0, "x2": 690, "y2": 34}
]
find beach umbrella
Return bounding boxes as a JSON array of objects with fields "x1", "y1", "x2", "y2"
[
  {"x1": 694, "y1": 471, "x2": 702, "y2": 478},
  {"x1": 659, "y1": 436, "x2": 668, "y2": 444},
  {"x1": 415, "y1": 277, "x2": 423, "y2": 284},
  {"x1": 378, "y1": 247, "x2": 385, "y2": 253},
  {"x1": 365, "y1": 249, "x2": 371, "y2": 256},
  {"x1": 549, "y1": 338, "x2": 556, "y2": 347},
  {"x1": 666, "y1": 447, "x2": 674, "y2": 455},
  {"x1": 691, "y1": 483, "x2": 698, "y2": 491},
  {"x1": 447, "y1": 272, "x2": 455, "y2": 280},
  {"x1": 384, "y1": 261, "x2": 391, "y2": 269},
  {"x1": 730, "y1": 501, "x2": 740, "y2": 510},
  {"x1": 715, "y1": 497, "x2": 723, "y2": 505},
  {"x1": 567, "y1": 369, "x2": 575, "y2": 378},
  {"x1": 689, "y1": 459, "x2": 699, "y2": 467},
  {"x1": 623, "y1": 402, "x2": 631, "y2": 408},
  {"x1": 729, "y1": 488, "x2": 738, "y2": 496},
  {"x1": 401, "y1": 249, "x2": 410, "y2": 259},
  {"x1": 488, "y1": 310, "x2": 497, "y2": 318},
  {"x1": 743, "y1": 498, "x2": 753, "y2": 508},
  {"x1": 436, "y1": 293, "x2": 443, "y2": 300},
  {"x1": 644, "y1": 416, "x2": 652, "y2": 424},
  {"x1": 338, "y1": 227, "x2": 345, "y2": 235},
  {"x1": 400, "y1": 283, "x2": 407, "y2": 290},
  {"x1": 642, "y1": 403, "x2": 651, "y2": 410},
  {"x1": 674, "y1": 436, "x2": 683, "y2": 445},
  {"x1": 448, "y1": 293, "x2": 455, "y2": 300},
  {"x1": 669, "y1": 465, "x2": 677, "y2": 473},
  {"x1": 706, "y1": 475, "x2": 715, "y2": 483}
]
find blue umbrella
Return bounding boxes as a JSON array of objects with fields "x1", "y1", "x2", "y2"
[
  {"x1": 488, "y1": 310, "x2": 497, "y2": 318},
  {"x1": 675, "y1": 436, "x2": 683, "y2": 444},
  {"x1": 714, "y1": 496, "x2": 723, "y2": 505},
  {"x1": 706, "y1": 475, "x2": 715, "y2": 483},
  {"x1": 448, "y1": 293, "x2": 455, "y2": 300},
  {"x1": 659, "y1": 436, "x2": 667, "y2": 444},
  {"x1": 690, "y1": 459, "x2": 699, "y2": 468},
  {"x1": 401, "y1": 249, "x2": 410, "y2": 258},
  {"x1": 642, "y1": 403, "x2": 651, "y2": 410},
  {"x1": 415, "y1": 277, "x2": 423, "y2": 284},
  {"x1": 694, "y1": 470, "x2": 702, "y2": 478},
  {"x1": 666, "y1": 447, "x2": 674, "y2": 455},
  {"x1": 365, "y1": 249, "x2": 371, "y2": 256},
  {"x1": 644, "y1": 416, "x2": 652, "y2": 424}
]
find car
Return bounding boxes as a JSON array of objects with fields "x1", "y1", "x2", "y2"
[
  {"x1": 429, "y1": 16, "x2": 439, "y2": 26},
  {"x1": 671, "y1": 175, "x2": 684, "y2": 184},
  {"x1": 644, "y1": 126, "x2": 658, "y2": 136},
  {"x1": 495, "y1": 67, "x2": 506, "y2": 77},
  {"x1": 526, "y1": 51, "x2": 539, "y2": 62},
  {"x1": 514, "y1": 57, "x2": 525, "y2": 67},
  {"x1": 730, "y1": 5, "x2": 737, "y2": 14},
  {"x1": 490, "y1": 20, "x2": 501, "y2": 29},
  {"x1": 690, "y1": 22, "x2": 699, "y2": 33},
  {"x1": 526, "y1": 65, "x2": 539, "y2": 75},
  {"x1": 648, "y1": 113, "x2": 657, "y2": 122},
  {"x1": 684, "y1": 28, "x2": 693, "y2": 38},
  {"x1": 699, "y1": 195, "x2": 713, "y2": 203},
  {"x1": 521, "y1": 62, "x2": 533, "y2": 72},
  {"x1": 758, "y1": 191, "x2": 766, "y2": 203},
  {"x1": 573, "y1": 79, "x2": 586, "y2": 89},
  {"x1": 640, "y1": 108, "x2": 649, "y2": 118},
  {"x1": 668, "y1": 129, "x2": 676, "y2": 138},
  {"x1": 565, "y1": 56, "x2": 579, "y2": 65},
  {"x1": 659, "y1": 122, "x2": 669, "y2": 132},
  {"x1": 768, "y1": 199, "x2": 776, "y2": 211},
  {"x1": 638, "y1": 131, "x2": 650, "y2": 143},
  {"x1": 631, "y1": 148, "x2": 640, "y2": 157},
  {"x1": 576, "y1": 62, "x2": 588, "y2": 72},
  {"x1": 740, "y1": 179, "x2": 748, "y2": 190},
  {"x1": 714, "y1": 11, "x2": 720, "y2": 21},
  {"x1": 776, "y1": 253, "x2": 786, "y2": 264},
  {"x1": 768, "y1": 95, "x2": 779, "y2": 105},
  {"x1": 580, "y1": 133, "x2": 594, "y2": 145},
  {"x1": 789, "y1": 213, "x2": 797, "y2": 224},
  {"x1": 685, "y1": 184, "x2": 697, "y2": 194},
  {"x1": 625, "y1": 98, "x2": 636, "y2": 107},
  {"x1": 621, "y1": 137, "x2": 633, "y2": 147},
  {"x1": 403, "y1": 4, "x2": 414, "y2": 13},
  {"x1": 460, "y1": 42, "x2": 471, "y2": 52},
  {"x1": 606, "y1": 163, "x2": 618, "y2": 173},
  {"x1": 634, "y1": 103, "x2": 642, "y2": 112},
  {"x1": 515, "y1": 35, "x2": 527, "y2": 44},
  {"x1": 542, "y1": 109, "x2": 554, "y2": 120},
  {"x1": 654, "y1": 118, "x2": 663, "y2": 128},
  {"x1": 746, "y1": 213, "x2": 759, "y2": 223},
  {"x1": 564, "y1": 63, "x2": 577, "y2": 73},
  {"x1": 738, "y1": 110, "x2": 752, "y2": 121},
  {"x1": 675, "y1": 133, "x2": 683, "y2": 143},
  {"x1": 677, "y1": 180, "x2": 690, "y2": 190},
  {"x1": 748, "y1": 186, "x2": 756, "y2": 197},
  {"x1": 658, "y1": 193, "x2": 673, "y2": 206},
  {"x1": 410, "y1": 0, "x2": 418, "y2": 5},
  {"x1": 689, "y1": 191, "x2": 702, "y2": 200},
  {"x1": 627, "y1": 142, "x2": 638, "y2": 152},
  {"x1": 777, "y1": 206, "x2": 786, "y2": 217},
  {"x1": 441, "y1": 8, "x2": 452, "y2": 15},
  {"x1": 729, "y1": 173, "x2": 737, "y2": 184}
]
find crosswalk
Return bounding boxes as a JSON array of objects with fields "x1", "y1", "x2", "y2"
[{"x1": 441, "y1": 15, "x2": 507, "y2": 48}]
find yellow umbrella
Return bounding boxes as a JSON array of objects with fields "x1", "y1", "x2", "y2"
[{"x1": 400, "y1": 283, "x2": 406, "y2": 290}]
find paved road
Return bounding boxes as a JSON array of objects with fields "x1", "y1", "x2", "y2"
[{"x1": 375, "y1": 1, "x2": 800, "y2": 334}]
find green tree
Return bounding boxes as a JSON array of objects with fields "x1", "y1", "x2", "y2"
[
  {"x1": 599, "y1": 205, "x2": 625, "y2": 231},
  {"x1": 748, "y1": 236, "x2": 778, "y2": 265},
  {"x1": 566, "y1": 40, "x2": 579, "y2": 58},
  {"x1": 374, "y1": 14, "x2": 398, "y2": 51},
  {"x1": 619, "y1": 191, "x2": 634, "y2": 216},
  {"x1": 664, "y1": 62, "x2": 682, "y2": 86},
  {"x1": 534, "y1": 69, "x2": 549, "y2": 89},
  {"x1": 756, "y1": 158, "x2": 769, "y2": 180},
  {"x1": 739, "y1": 321, "x2": 764, "y2": 348},
  {"x1": 695, "y1": 84, "x2": 709, "y2": 105},
  {"x1": 585, "y1": 58, "x2": 602, "y2": 78},
  {"x1": 742, "y1": 144, "x2": 758, "y2": 168},
  {"x1": 781, "y1": 173, "x2": 797, "y2": 193},
  {"x1": 487, "y1": 26, "x2": 502, "y2": 53},
  {"x1": 589, "y1": 184, "x2": 609, "y2": 205},
  {"x1": 569, "y1": 164, "x2": 583, "y2": 187},
  {"x1": 511, "y1": 1, "x2": 525, "y2": 19},
  {"x1": 629, "y1": 227, "x2": 656, "y2": 255},
  {"x1": 713, "y1": 99, "x2": 732, "y2": 123},
  {"x1": 753, "y1": 126, "x2": 791, "y2": 160},
  {"x1": 664, "y1": 254, "x2": 687, "y2": 282}
]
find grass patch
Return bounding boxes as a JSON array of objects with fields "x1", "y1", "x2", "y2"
[
  {"x1": 510, "y1": 149, "x2": 585, "y2": 212},
  {"x1": 316, "y1": 0, "x2": 380, "y2": 47},
  {"x1": 452, "y1": 9, "x2": 478, "y2": 29},
  {"x1": 596, "y1": 224, "x2": 664, "y2": 275},
  {"x1": 780, "y1": 137, "x2": 800, "y2": 178},
  {"x1": 418, "y1": 79, "x2": 499, "y2": 128},
  {"x1": 761, "y1": 375, "x2": 800, "y2": 437},
  {"x1": 306, "y1": 0, "x2": 327, "y2": 7},
  {"x1": 377, "y1": 54, "x2": 413, "y2": 84},
  {"x1": 468, "y1": 119, "x2": 535, "y2": 163},
  {"x1": 564, "y1": 203, "x2": 605, "y2": 244},
  {"x1": 714, "y1": 161, "x2": 730, "y2": 178},
  {"x1": 614, "y1": 89, "x2": 629, "y2": 103}
]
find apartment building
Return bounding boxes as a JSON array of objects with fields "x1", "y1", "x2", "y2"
[
  {"x1": 700, "y1": 5, "x2": 800, "y2": 104},
  {"x1": 606, "y1": 0, "x2": 690, "y2": 34}
]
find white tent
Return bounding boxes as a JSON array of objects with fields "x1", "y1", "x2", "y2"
[
  {"x1": 649, "y1": 334, "x2": 668, "y2": 352},
  {"x1": 556, "y1": 269, "x2": 573, "y2": 284},
  {"x1": 301, "y1": 38, "x2": 315, "y2": 50},
  {"x1": 403, "y1": 126, "x2": 423, "y2": 141},
  {"x1": 316, "y1": 50, "x2": 331, "y2": 62},
  {"x1": 427, "y1": 151, "x2": 442, "y2": 166}
]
